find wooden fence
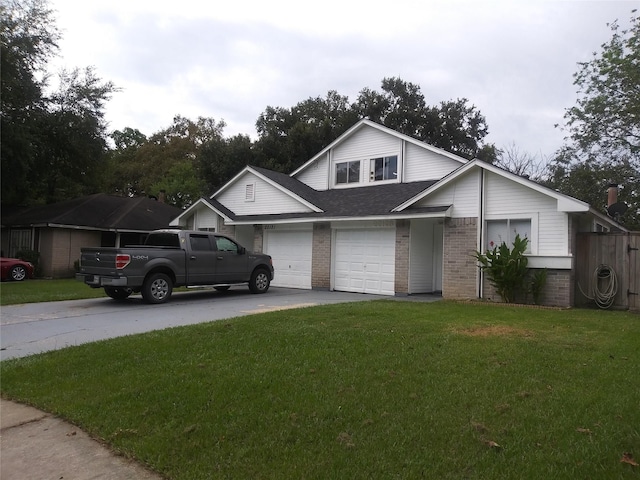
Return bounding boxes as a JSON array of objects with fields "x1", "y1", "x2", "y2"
[{"x1": 575, "y1": 232, "x2": 639, "y2": 311}]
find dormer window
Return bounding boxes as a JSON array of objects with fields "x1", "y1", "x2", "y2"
[
  {"x1": 336, "y1": 161, "x2": 360, "y2": 184},
  {"x1": 370, "y1": 155, "x2": 397, "y2": 182}
]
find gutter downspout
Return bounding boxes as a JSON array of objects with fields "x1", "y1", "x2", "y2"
[{"x1": 477, "y1": 168, "x2": 485, "y2": 299}]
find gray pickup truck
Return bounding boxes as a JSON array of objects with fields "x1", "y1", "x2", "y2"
[{"x1": 76, "y1": 229, "x2": 274, "y2": 304}]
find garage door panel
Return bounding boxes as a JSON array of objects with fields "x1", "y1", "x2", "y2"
[
  {"x1": 264, "y1": 230, "x2": 312, "y2": 289},
  {"x1": 334, "y1": 229, "x2": 395, "y2": 295}
]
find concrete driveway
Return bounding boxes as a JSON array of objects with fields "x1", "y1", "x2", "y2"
[{"x1": 1, "y1": 287, "x2": 440, "y2": 361}]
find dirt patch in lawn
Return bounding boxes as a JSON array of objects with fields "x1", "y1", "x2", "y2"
[{"x1": 455, "y1": 325, "x2": 536, "y2": 338}]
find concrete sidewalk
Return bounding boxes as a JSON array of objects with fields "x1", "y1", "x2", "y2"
[{"x1": 0, "y1": 398, "x2": 162, "y2": 479}]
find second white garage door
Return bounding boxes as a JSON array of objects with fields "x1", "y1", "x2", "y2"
[
  {"x1": 333, "y1": 229, "x2": 395, "y2": 295},
  {"x1": 264, "y1": 229, "x2": 312, "y2": 289}
]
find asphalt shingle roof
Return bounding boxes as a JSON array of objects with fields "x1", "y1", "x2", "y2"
[
  {"x1": 225, "y1": 166, "x2": 447, "y2": 221},
  {"x1": 2, "y1": 194, "x2": 183, "y2": 231}
]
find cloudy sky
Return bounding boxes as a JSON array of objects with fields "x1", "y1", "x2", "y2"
[{"x1": 49, "y1": 0, "x2": 635, "y2": 159}]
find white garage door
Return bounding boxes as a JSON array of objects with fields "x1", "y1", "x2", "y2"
[
  {"x1": 334, "y1": 229, "x2": 395, "y2": 295},
  {"x1": 264, "y1": 229, "x2": 312, "y2": 289}
]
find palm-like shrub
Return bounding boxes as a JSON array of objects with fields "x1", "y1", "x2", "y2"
[{"x1": 474, "y1": 235, "x2": 529, "y2": 303}]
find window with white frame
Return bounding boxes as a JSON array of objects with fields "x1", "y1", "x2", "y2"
[
  {"x1": 369, "y1": 155, "x2": 398, "y2": 182},
  {"x1": 336, "y1": 160, "x2": 360, "y2": 184},
  {"x1": 486, "y1": 219, "x2": 531, "y2": 253}
]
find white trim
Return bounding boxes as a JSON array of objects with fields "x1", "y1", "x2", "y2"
[
  {"x1": 213, "y1": 166, "x2": 323, "y2": 213},
  {"x1": 394, "y1": 159, "x2": 592, "y2": 214},
  {"x1": 226, "y1": 208, "x2": 452, "y2": 226},
  {"x1": 484, "y1": 212, "x2": 539, "y2": 255},
  {"x1": 291, "y1": 119, "x2": 467, "y2": 178},
  {"x1": 527, "y1": 256, "x2": 572, "y2": 269},
  {"x1": 170, "y1": 197, "x2": 233, "y2": 226}
]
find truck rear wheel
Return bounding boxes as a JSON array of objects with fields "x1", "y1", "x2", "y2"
[
  {"x1": 249, "y1": 268, "x2": 270, "y2": 294},
  {"x1": 142, "y1": 273, "x2": 173, "y2": 304},
  {"x1": 104, "y1": 287, "x2": 132, "y2": 300}
]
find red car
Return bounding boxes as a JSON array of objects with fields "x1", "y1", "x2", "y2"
[{"x1": 1, "y1": 257, "x2": 35, "y2": 281}]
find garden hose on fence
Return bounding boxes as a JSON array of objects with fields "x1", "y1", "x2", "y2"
[{"x1": 578, "y1": 264, "x2": 618, "y2": 309}]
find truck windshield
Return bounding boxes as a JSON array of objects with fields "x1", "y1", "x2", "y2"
[{"x1": 145, "y1": 233, "x2": 180, "y2": 248}]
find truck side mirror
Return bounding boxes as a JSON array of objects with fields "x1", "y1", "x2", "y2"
[{"x1": 238, "y1": 246, "x2": 246, "y2": 255}]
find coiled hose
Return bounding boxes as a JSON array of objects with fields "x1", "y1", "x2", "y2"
[{"x1": 579, "y1": 264, "x2": 618, "y2": 309}]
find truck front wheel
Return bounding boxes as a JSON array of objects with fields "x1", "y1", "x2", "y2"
[
  {"x1": 142, "y1": 273, "x2": 173, "y2": 304},
  {"x1": 249, "y1": 268, "x2": 270, "y2": 294}
]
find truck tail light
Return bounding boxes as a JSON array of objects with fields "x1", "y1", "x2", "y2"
[{"x1": 116, "y1": 254, "x2": 131, "y2": 269}]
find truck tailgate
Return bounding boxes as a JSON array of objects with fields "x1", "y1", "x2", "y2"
[{"x1": 79, "y1": 248, "x2": 120, "y2": 275}]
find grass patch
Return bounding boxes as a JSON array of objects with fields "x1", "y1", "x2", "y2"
[
  {"x1": 0, "y1": 279, "x2": 107, "y2": 305},
  {"x1": 1, "y1": 301, "x2": 639, "y2": 479}
]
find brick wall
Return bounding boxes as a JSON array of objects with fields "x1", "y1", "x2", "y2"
[
  {"x1": 253, "y1": 225, "x2": 264, "y2": 253},
  {"x1": 394, "y1": 220, "x2": 410, "y2": 295},
  {"x1": 482, "y1": 269, "x2": 572, "y2": 307},
  {"x1": 40, "y1": 228, "x2": 100, "y2": 278},
  {"x1": 217, "y1": 223, "x2": 235, "y2": 237},
  {"x1": 312, "y1": 222, "x2": 331, "y2": 289},
  {"x1": 443, "y1": 217, "x2": 478, "y2": 300}
]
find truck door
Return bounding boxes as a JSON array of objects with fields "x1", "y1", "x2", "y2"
[
  {"x1": 214, "y1": 236, "x2": 249, "y2": 283},
  {"x1": 186, "y1": 233, "x2": 217, "y2": 285}
]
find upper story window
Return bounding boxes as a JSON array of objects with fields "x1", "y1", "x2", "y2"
[
  {"x1": 486, "y1": 219, "x2": 532, "y2": 254},
  {"x1": 370, "y1": 155, "x2": 397, "y2": 182},
  {"x1": 336, "y1": 160, "x2": 360, "y2": 184}
]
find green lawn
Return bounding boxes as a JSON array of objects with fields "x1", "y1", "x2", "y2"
[
  {"x1": 0, "y1": 278, "x2": 107, "y2": 305},
  {"x1": 1, "y1": 301, "x2": 638, "y2": 479}
]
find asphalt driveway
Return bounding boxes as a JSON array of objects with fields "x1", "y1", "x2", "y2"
[{"x1": 0, "y1": 287, "x2": 440, "y2": 361}]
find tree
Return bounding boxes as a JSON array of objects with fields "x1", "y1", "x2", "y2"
[
  {"x1": 1, "y1": 0, "x2": 116, "y2": 205},
  {"x1": 104, "y1": 116, "x2": 227, "y2": 207},
  {"x1": 546, "y1": 10, "x2": 640, "y2": 229},
  {"x1": 495, "y1": 143, "x2": 547, "y2": 181},
  {"x1": 36, "y1": 67, "x2": 117, "y2": 203},
  {"x1": 254, "y1": 77, "x2": 498, "y2": 174},
  {"x1": 1, "y1": 0, "x2": 59, "y2": 204},
  {"x1": 255, "y1": 91, "x2": 356, "y2": 173}
]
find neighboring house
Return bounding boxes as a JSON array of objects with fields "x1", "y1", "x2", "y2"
[
  {"x1": 170, "y1": 119, "x2": 625, "y2": 307},
  {"x1": 1, "y1": 193, "x2": 182, "y2": 278}
]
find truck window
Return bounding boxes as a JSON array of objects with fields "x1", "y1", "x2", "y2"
[
  {"x1": 190, "y1": 234, "x2": 213, "y2": 251},
  {"x1": 215, "y1": 236, "x2": 239, "y2": 253},
  {"x1": 145, "y1": 233, "x2": 180, "y2": 248}
]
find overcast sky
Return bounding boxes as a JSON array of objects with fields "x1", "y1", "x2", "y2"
[{"x1": 49, "y1": 0, "x2": 636, "y2": 160}]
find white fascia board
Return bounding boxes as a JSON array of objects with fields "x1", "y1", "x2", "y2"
[
  {"x1": 393, "y1": 161, "x2": 477, "y2": 212},
  {"x1": 588, "y1": 207, "x2": 629, "y2": 231},
  {"x1": 213, "y1": 166, "x2": 323, "y2": 213},
  {"x1": 211, "y1": 166, "x2": 254, "y2": 198},
  {"x1": 476, "y1": 161, "x2": 591, "y2": 212},
  {"x1": 291, "y1": 119, "x2": 468, "y2": 178},
  {"x1": 170, "y1": 198, "x2": 209, "y2": 225},
  {"x1": 169, "y1": 197, "x2": 233, "y2": 226},
  {"x1": 394, "y1": 159, "x2": 593, "y2": 214},
  {"x1": 227, "y1": 208, "x2": 452, "y2": 226}
]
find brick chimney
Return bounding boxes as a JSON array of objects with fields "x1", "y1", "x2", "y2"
[
  {"x1": 607, "y1": 183, "x2": 618, "y2": 208},
  {"x1": 158, "y1": 190, "x2": 166, "y2": 203}
]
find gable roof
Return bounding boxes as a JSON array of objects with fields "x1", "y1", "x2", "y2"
[
  {"x1": 211, "y1": 168, "x2": 446, "y2": 224},
  {"x1": 2, "y1": 194, "x2": 183, "y2": 232},
  {"x1": 215, "y1": 166, "x2": 323, "y2": 213},
  {"x1": 393, "y1": 159, "x2": 592, "y2": 213},
  {"x1": 291, "y1": 119, "x2": 468, "y2": 178}
]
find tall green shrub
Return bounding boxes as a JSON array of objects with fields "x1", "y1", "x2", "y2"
[{"x1": 474, "y1": 235, "x2": 529, "y2": 303}]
